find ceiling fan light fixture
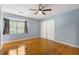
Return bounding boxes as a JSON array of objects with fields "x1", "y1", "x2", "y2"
[
  {"x1": 39, "y1": 11, "x2": 41, "y2": 14},
  {"x1": 29, "y1": 4, "x2": 52, "y2": 15}
]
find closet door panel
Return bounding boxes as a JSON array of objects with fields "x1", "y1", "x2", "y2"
[
  {"x1": 46, "y1": 20, "x2": 51, "y2": 39},
  {"x1": 41, "y1": 21, "x2": 47, "y2": 38},
  {"x1": 46, "y1": 20, "x2": 55, "y2": 40},
  {"x1": 41, "y1": 20, "x2": 55, "y2": 40}
]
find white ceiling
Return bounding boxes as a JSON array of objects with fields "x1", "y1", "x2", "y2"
[{"x1": 1, "y1": 4, "x2": 79, "y2": 20}]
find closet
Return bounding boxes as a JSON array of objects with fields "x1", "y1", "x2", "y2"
[{"x1": 41, "y1": 19, "x2": 55, "y2": 40}]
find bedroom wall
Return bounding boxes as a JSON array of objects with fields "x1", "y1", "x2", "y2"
[
  {"x1": 76, "y1": 17, "x2": 79, "y2": 46},
  {"x1": 3, "y1": 13, "x2": 40, "y2": 43},
  {"x1": 54, "y1": 8, "x2": 79, "y2": 47},
  {"x1": 0, "y1": 6, "x2": 3, "y2": 48},
  {"x1": 0, "y1": 6, "x2": 2, "y2": 46}
]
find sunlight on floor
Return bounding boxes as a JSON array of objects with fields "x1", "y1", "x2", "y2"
[{"x1": 9, "y1": 45, "x2": 26, "y2": 55}]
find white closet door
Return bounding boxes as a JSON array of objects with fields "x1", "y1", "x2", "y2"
[
  {"x1": 41, "y1": 21, "x2": 47, "y2": 38},
  {"x1": 41, "y1": 19, "x2": 55, "y2": 40},
  {"x1": 46, "y1": 20, "x2": 55, "y2": 40}
]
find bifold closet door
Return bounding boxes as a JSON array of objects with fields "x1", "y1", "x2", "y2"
[
  {"x1": 41, "y1": 21, "x2": 47, "y2": 39},
  {"x1": 41, "y1": 19, "x2": 55, "y2": 40},
  {"x1": 46, "y1": 20, "x2": 55, "y2": 40}
]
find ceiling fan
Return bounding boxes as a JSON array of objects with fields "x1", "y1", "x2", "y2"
[{"x1": 29, "y1": 4, "x2": 52, "y2": 15}]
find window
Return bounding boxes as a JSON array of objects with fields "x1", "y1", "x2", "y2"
[
  {"x1": 3, "y1": 18, "x2": 28, "y2": 34},
  {"x1": 10, "y1": 20, "x2": 25, "y2": 34}
]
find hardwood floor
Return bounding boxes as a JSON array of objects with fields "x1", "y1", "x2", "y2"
[{"x1": 2, "y1": 38, "x2": 79, "y2": 55}]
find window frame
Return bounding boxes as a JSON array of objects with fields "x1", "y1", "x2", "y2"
[{"x1": 9, "y1": 20, "x2": 25, "y2": 34}]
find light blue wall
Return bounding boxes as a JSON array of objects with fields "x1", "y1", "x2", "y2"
[
  {"x1": 3, "y1": 13, "x2": 40, "y2": 42},
  {"x1": 54, "y1": 9, "x2": 79, "y2": 46},
  {"x1": 76, "y1": 17, "x2": 79, "y2": 46},
  {"x1": 0, "y1": 7, "x2": 3, "y2": 47},
  {"x1": 0, "y1": 7, "x2": 1, "y2": 46}
]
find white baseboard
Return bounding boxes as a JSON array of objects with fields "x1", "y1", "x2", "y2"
[{"x1": 48, "y1": 39, "x2": 79, "y2": 48}]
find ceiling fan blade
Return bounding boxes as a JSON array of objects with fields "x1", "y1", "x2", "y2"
[
  {"x1": 42, "y1": 12, "x2": 45, "y2": 15},
  {"x1": 43, "y1": 9, "x2": 52, "y2": 11},
  {"x1": 29, "y1": 9, "x2": 39, "y2": 11},
  {"x1": 34, "y1": 12, "x2": 38, "y2": 15}
]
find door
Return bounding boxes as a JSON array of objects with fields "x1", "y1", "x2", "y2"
[
  {"x1": 46, "y1": 20, "x2": 55, "y2": 40},
  {"x1": 41, "y1": 19, "x2": 55, "y2": 40},
  {"x1": 41, "y1": 20, "x2": 47, "y2": 38}
]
